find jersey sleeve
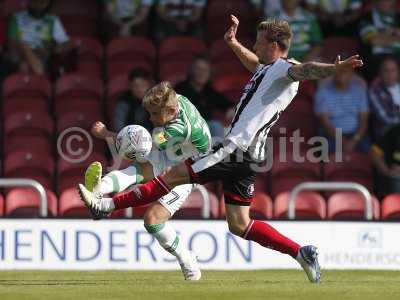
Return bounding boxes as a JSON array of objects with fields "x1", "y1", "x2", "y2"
[{"x1": 153, "y1": 123, "x2": 188, "y2": 151}]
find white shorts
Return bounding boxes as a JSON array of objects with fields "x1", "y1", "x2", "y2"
[{"x1": 147, "y1": 149, "x2": 194, "y2": 216}]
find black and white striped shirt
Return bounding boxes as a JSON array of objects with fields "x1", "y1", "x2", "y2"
[{"x1": 226, "y1": 58, "x2": 299, "y2": 161}]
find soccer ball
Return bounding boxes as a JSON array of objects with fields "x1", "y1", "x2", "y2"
[{"x1": 115, "y1": 125, "x2": 153, "y2": 160}]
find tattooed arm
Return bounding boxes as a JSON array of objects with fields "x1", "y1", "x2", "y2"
[{"x1": 288, "y1": 55, "x2": 363, "y2": 81}]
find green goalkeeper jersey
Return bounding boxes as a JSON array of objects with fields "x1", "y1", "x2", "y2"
[{"x1": 152, "y1": 94, "x2": 211, "y2": 161}]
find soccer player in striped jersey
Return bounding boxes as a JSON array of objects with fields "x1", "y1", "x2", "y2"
[
  {"x1": 79, "y1": 15, "x2": 364, "y2": 283},
  {"x1": 82, "y1": 82, "x2": 211, "y2": 281}
]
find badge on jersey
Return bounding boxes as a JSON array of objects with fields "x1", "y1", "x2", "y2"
[{"x1": 153, "y1": 130, "x2": 167, "y2": 146}]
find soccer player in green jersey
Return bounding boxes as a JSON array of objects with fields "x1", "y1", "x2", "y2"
[{"x1": 82, "y1": 82, "x2": 211, "y2": 280}]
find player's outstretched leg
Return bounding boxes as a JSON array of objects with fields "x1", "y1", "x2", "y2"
[
  {"x1": 296, "y1": 245, "x2": 321, "y2": 284},
  {"x1": 144, "y1": 221, "x2": 201, "y2": 281},
  {"x1": 144, "y1": 189, "x2": 201, "y2": 281},
  {"x1": 77, "y1": 184, "x2": 114, "y2": 220},
  {"x1": 85, "y1": 161, "x2": 102, "y2": 193},
  {"x1": 242, "y1": 220, "x2": 321, "y2": 284}
]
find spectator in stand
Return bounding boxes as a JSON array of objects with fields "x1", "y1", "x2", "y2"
[
  {"x1": 103, "y1": 0, "x2": 153, "y2": 37},
  {"x1": 369, "y1": 56, "x2": 400, "y2": 141},
  {"x1": 315, "y1": 67, "x2": 370, "y2": 154},
  {"x1": 359, "y1": 0, "x2": 400, "y2": 78},
  {"x1": 155, "y1": 0, "x2": 206, "y2": 41},
  {"x1": 175, "y1": 55, "x2": 232, "y2": 140},
  {"x1": 113, "y1": 68, "x2": 153, "y2": 133},
  {"x1": 305, "y1": 0, "x2": 362, "y2": 36},
  {"x1": 7, "y1": 0, "x2": 74, "y2": 76},
  {"x1": 273, "y1": 0, "x2": 323, "y2": 61},
  {"x1": 370, "y1": 123, "x2": 400, "y2": 197}
]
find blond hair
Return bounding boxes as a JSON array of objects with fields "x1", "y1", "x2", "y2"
[
  {"x1": 257, "y1": 19, "x2": 292, "y2": 52},
  {"x1": 142, "y1": 81, "x2": 177, "y2": 109}
]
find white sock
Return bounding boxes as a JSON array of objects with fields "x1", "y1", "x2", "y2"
[
  {"x1": 100, "y1": 165, "x2": 144, "y2": 195},
  {"x1": 144, "y1": 222, "x2": 190, "y2": 263},
  {"x1": 99, "y1": 196, "x2": 115, "y2": 212}
]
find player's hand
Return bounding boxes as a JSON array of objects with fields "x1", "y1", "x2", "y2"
[
  {"x1": 91, "y1": 121, "x2": 108, "y2": 140},
  {"x1": 334, "y1": 54, "x2": 363, "y2": 72},
  {"x1": 224, "y1": 14, "x2": 239, "y2": 43}
]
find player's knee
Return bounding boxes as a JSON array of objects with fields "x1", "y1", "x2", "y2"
[
  {"x1": 143, "y1": 209, "x2": 160, "y2": 225},
  {"x1": 227, "y1": 220, "x2": 247, "y2": 237},
  {"x1": 143, "y1": 204, "x2": 171, "y2": 225}
]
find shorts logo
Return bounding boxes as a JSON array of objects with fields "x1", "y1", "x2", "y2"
[
  {"x1": 128, "y1": 186, "x2": 142, "y2": 199},
  {"x1": 247, "y1": 184, "x2": 255, "y2": 197}
]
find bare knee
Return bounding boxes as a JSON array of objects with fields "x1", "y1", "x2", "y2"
[
  {"x1": 227, "y1": 219, "x2": 250, "y2": 237},
  {"x1": 143, "y1": 203, "x2": 171, "y2": 225}
]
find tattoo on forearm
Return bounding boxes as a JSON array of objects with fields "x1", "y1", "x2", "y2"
[{"x1": 288, "y1": 62, "x2": 336, "y2": 81}]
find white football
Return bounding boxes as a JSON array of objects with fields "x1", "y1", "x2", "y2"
[{"x1": 115, "y1": 125, "x2": 153, "y2": 160}]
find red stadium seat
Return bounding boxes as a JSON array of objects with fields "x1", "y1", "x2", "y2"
[
  {"x1": 106, "y1": 60, "x2": 153, "y2": 79},
  {"x1": 58, "y1": 187, "x2": 91, "y2": 217},
  {"x1": 381, "y1": 194, "x2": 400, "y2": 220},
  {"x1": 271, "y1": 153, "x2": 321, "y2": 197},
  {"x1": 56, "y1": 111, "x2": 103, "y2": 132},
  {"x1": 57, "y1": 152, "x2": 108, "y2": 192},
  {"x1": 71, "y1": 37, "x2": 103, "y2": 76},
  {"x1": 174, "y1": 189, "x2": 219, "y2": 219},
  {"x1": 54, "y1": 73, "x2": 103, "y2": 116},
  {"x1": 3, "y1": 0, "x2": 27, "y2": 16},
  {"x1": 274, "y1": 191, "x2": 326, "y2": 220},
  {"x1": 159, "y1": 36, "x2": 207, "y2": 62},
  {"x1": 320, "y1": 37, "x2": 360, "y2": 63},
  {"x1": 210, "y1": 37, "x2": 253, "y2": 64},
  {"x1": 51, "y1": 0, "x2": 98, "y2": 18},
  {"x1": 250, "y1": 192, "x2": 273, "y2": 220},
  {"x1": 59, "y1": 15, "x2": 98, "y2": 37},
  {"x1": 324, "y1": 153, "x2": 373, "y2": 192},
  {"x1": 4, "y1": 111, "x2": 54, "y2": 137},
  {"x1": 0, "y1": 194, "x2": 4, "y2": 216},
  {"x1": 213, "y1": 60, "x2": 251, "y2": 78},
  {"x1": 2, "y1": 73, "x2": 51, "y2": 116},
  {"x1": 106, "y1": 36, "x2": 156, "y2": 68},
  {"x1": 213, "y1": 73, "x2": 250, "y2": 103},
  {"x1": 159, "y1": 61, "x2": 191, "y2": 86},
  {"x1": 206, "y1": 0, "x2": 255, "y2": 42},
  {"x1": 106, "y1": 74, "x2": 130, "y2": 117},
  {"x1": 4, "y1": 150, "x2": 54, "y2": 189},
  {"x1": 5, "y1": 188, "x2": 57, "y2": 217},
  {"x1": 327, "y1": 192, "x2": 380, "y2": 220},
  {"x1": 3, "y1": 135, "x2": 52, "y2": 156}
]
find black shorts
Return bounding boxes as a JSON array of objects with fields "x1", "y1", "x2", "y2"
[{"x1": 186, "y1": 143, "x2": 258, "y2": 206}]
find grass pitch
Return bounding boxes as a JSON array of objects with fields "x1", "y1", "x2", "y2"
[{"x1": 0, "y1": 270, "x2": 399, "y2": 300}]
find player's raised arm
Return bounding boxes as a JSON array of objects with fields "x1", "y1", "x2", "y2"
[
  {"x1": 288, "y1": 55, "x2": 364, "y2": 81},
  {"x1": 224, "y1": 14, "x2": 260, "y2": 73},
  {"x1": 91, "y1": 121, "x2": 117, "y2": 141}
]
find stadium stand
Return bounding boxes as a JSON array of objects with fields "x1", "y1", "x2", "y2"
[
  {"x1": 213, "y1": 73, "x2": 250, "y2": 103},
  {"x1": 274, "y1": 191, "x2": 326, "y2": 220},
  {"x1": 0, "y1": 193, "x2": 4, "y2": 216},
  {"x1": 2, "y1": 73, "x2": 51, "y2": 116},
  {"x1": 54, "y1": 73, "x2": 104, "y2": 116},
  {"x1": 58, "y1": 187, "x2": 91, "y2": 217},
  {"x1": 5, "y1": 188, "x2": 58, "y2": 217},
  {"x1": 0, "y1": 0, "x2": 396, "y2": 220},
  {"x1": 323, "y1": 153, "x2": 374, "y2": 192},
  {"x1": 106, "y1": 36, "x2": 156, "y2": 79},
  {"x1": 270, "y1": 152, "x2": 321, "y2": 197},
  {"x1": 70, "y1": 37, "x2": 103, "y2": 77},
  {"x1": 327, "y1": 192, "x2": 380, "y2": 220},
  {"x1": 57, "y1": 152, "x2": 108, "y2": 194},
  {"x1": 206, "y1": 0, "x2": 255, "y2": 42},
  {"x1": 4, "y1": 149, "x2": 55, "y2": 190},
  {"x1": 381, "y1": 194, "x2": 400, "y2": 221}
]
